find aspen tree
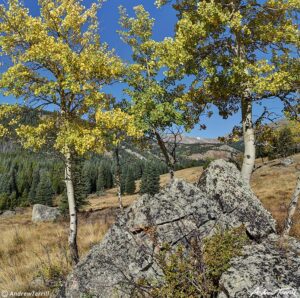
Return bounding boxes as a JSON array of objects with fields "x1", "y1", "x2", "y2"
[
  {"x1": 157, "y1": 0, "x2": 299, "y2": 182},
  {"x1": 0, "y1": 0, "x2": 140, "y2": 264}
]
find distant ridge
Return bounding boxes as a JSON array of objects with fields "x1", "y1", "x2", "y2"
[{"x1": 165, "y1": 135, "x2": 220, "y2": 145}]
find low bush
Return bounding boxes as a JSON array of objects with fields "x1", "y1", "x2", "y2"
[{"x1": 135, "y1": 226, "x2": 249, "y2": 297}]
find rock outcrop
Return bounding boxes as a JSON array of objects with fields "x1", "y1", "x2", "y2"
[
  {"x1": 32, "y1": 204, "x2": 61, "y2": 223},
  {"x1": 60, "y1": 160, "x2": 277, "y2": 298},
  {"x1": 197, "y1": 160, "x2": 276, "y2": 239},
  {"x1": 218, "y1": 234, "x2": 300, "y2": 297}
]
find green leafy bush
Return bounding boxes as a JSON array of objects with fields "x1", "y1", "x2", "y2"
[{"x1": 135, "y1": 226, "x2": 249, "y2": 297}]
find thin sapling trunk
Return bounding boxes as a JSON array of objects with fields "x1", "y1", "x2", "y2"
[{"x1": 114, "y1": 147, "x2": 123, "y2": 210}]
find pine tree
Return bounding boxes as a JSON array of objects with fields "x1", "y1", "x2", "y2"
[
  {"x1": 104, "y1": 163, "x2": 113, "y2": 189},
  {"x1": 140, "y1": 163, "x2": 160, "y2": 195},
  {"x1": 96, "y1": 166, "x2": 106, "y2": 192},
  {"x1": 82, "y1": 162, "x2": 93, "y2": 195},
  {"x1": 50, "y1": 163, "x2": 64, "y2": 195},
  {"x1": 29, "y1": 169, "x2": 40, "y2": 204},
  {"x1": 0, "y1": 193, "x2": 9, "y2": 210},
  {"x1": 120, "y1": 170, "x2": 126, "y2": 195},
  {"x1": 8, "y1": 191, "x2": 17, "y2": 209},
  {"x1": 35, "y1": 171, "x2": 54, "y2": 206},
  {"x1": 59, "y1": 157, "x2": 89, "y2": 213},
  {"x1": 8, "y1": 166, "x2": 18, "y2": 198},
  {"x1": 90, "y1": 163, "x2": 98, "y2": 193},
  {"x1": 125, "y1": 168, "x2": 136, "y2": 195},
  {"x1": 275, "y1": 127, "x2": 294, "y2": 158},
  {"x1": 73, "y1": 160, "x2": 90, "y2": 210},
  {"x1": 0, "y1": 173, "x2": 10, "y2": 195},
  {"x1": 148, "y1": 164, "x2": 160, "y2": 196},
  {"x1": 140, "y1": 165, "x2": 149, "y2": 195}
]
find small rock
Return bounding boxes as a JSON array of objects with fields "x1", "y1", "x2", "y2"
[
  {"x1": 32, "y1": 204, "x2": 61, "y2": 223},
  {"x1": 15, "y1": 207, "x2": 26, "y2": 214},
  {"x1": 280, "y1": 158, "x2": 294, "y2": 167},
  {"x1": 0, "y1": 210, "x2": 16, "y2": 218},
  {"x1": 31, "y1": 276, "x2": 45, "y2": 289}
]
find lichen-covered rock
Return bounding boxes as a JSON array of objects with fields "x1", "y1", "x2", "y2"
[
  {"x1": 280, "y1": 158, "x2": 294, "y2": 167},
  {"x1": 61, "y1": 160, "x2": 276, "y2": 298},
  {"x1": 218, "y1": 234, "x2": 300, "y2": 298},
  {"x1": 32, "y1": 204, "x2": 61, "y2": 223},
  {"x1": 0, "y1": 210, "x2": 16, "y2": 218},
  {"x1": 197, "y1": 159, "x2": 276, "y2": 239}
]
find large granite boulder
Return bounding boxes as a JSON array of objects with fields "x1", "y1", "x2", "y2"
[
  {"x1": 32, "y1": 204, "x2": 61, "y2": 223},
  {"x1": 197, "y1": 159, "x2": 276, "y2": 239},
  {"x1": 218, "y1": 234, "x2": 300, "y2": 297},
  {"x1": 60, "y1": 160, "x2": 276, "y2": 298}
]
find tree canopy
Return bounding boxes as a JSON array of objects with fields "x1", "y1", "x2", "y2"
[{"x1": 156, "y1": 0, "x2": 299, "y2": 181}]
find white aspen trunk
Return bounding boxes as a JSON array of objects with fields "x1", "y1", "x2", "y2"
[
  {"x1": 117, "y1": 184, "x2": 123, "y2": 211},
  {"x1": 241, "y1": 99, "x2": 256, "y2": 183},
  {"x1": 114, "y1": 147, "x2": 123, "y2": 210},
  {"x1": 283, "y1": 174, "x2": 300, "y2": 237},
  {"x1": 64, "y1": 150, "x2": 79, "y2": 265}
]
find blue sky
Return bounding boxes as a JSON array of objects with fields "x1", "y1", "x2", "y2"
[{"x1": 0, "y1": 0, "x2": 285, "y2": 138}]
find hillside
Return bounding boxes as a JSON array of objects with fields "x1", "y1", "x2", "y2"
[
  {"x1": 0, "y1": 135, "x2": 240, "y2": 212},
  {"x1": 0, "y1": 154, "x2": 299, "y2": 292}
]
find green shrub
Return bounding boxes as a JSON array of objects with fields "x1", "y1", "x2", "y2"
[
  {"x1": 39, "y1": 264, "x2": 66, "y2": 289},
  {"x1": 37, "y1": 243, "x2": 71, "y2": 290},
  {"x1": 203, "y1": 226, "x2": 249, "y2": 287},
  {"x1": 202, "y1": 158, "x2": 214, "y2": 170},
  {"x1": 134, "y1": 226, "x2": 249, "y2": 297}
]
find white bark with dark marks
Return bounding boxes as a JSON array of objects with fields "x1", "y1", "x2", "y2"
[
  {"x1": 114, "y1": 147, "x2": 123, "y2": 211},
  {"x1": 65, "y1": 150, "x2": 79, "y2": 265},
  {"x1": 283, "y1": 174, "x2": 300, "y2": 237},
  {"x1": 241, "y1": 99, "x2": 256, "y2": 183}
]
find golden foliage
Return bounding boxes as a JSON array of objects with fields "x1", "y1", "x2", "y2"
[{"x1": 0, "y1": 0, "x2": 140, "y2": 156}]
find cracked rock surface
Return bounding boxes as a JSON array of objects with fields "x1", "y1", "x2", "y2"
[
  {"x1": 59, "y1": 160, "x2": 277, "y2": 297},
  {"x1": 218, "y1": 234, "x2": 300, "y2": 298}
]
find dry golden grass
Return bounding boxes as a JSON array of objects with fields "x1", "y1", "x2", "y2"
[
  {"x1": 251, "y1": 153, "x2": 300, "y2": 238},
  {"x1": 0, "y1": 211, "x2": 109, "y2": 292},
  {"x1": 0, "y1": 155, "x2": 299, "y2": 293}
]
